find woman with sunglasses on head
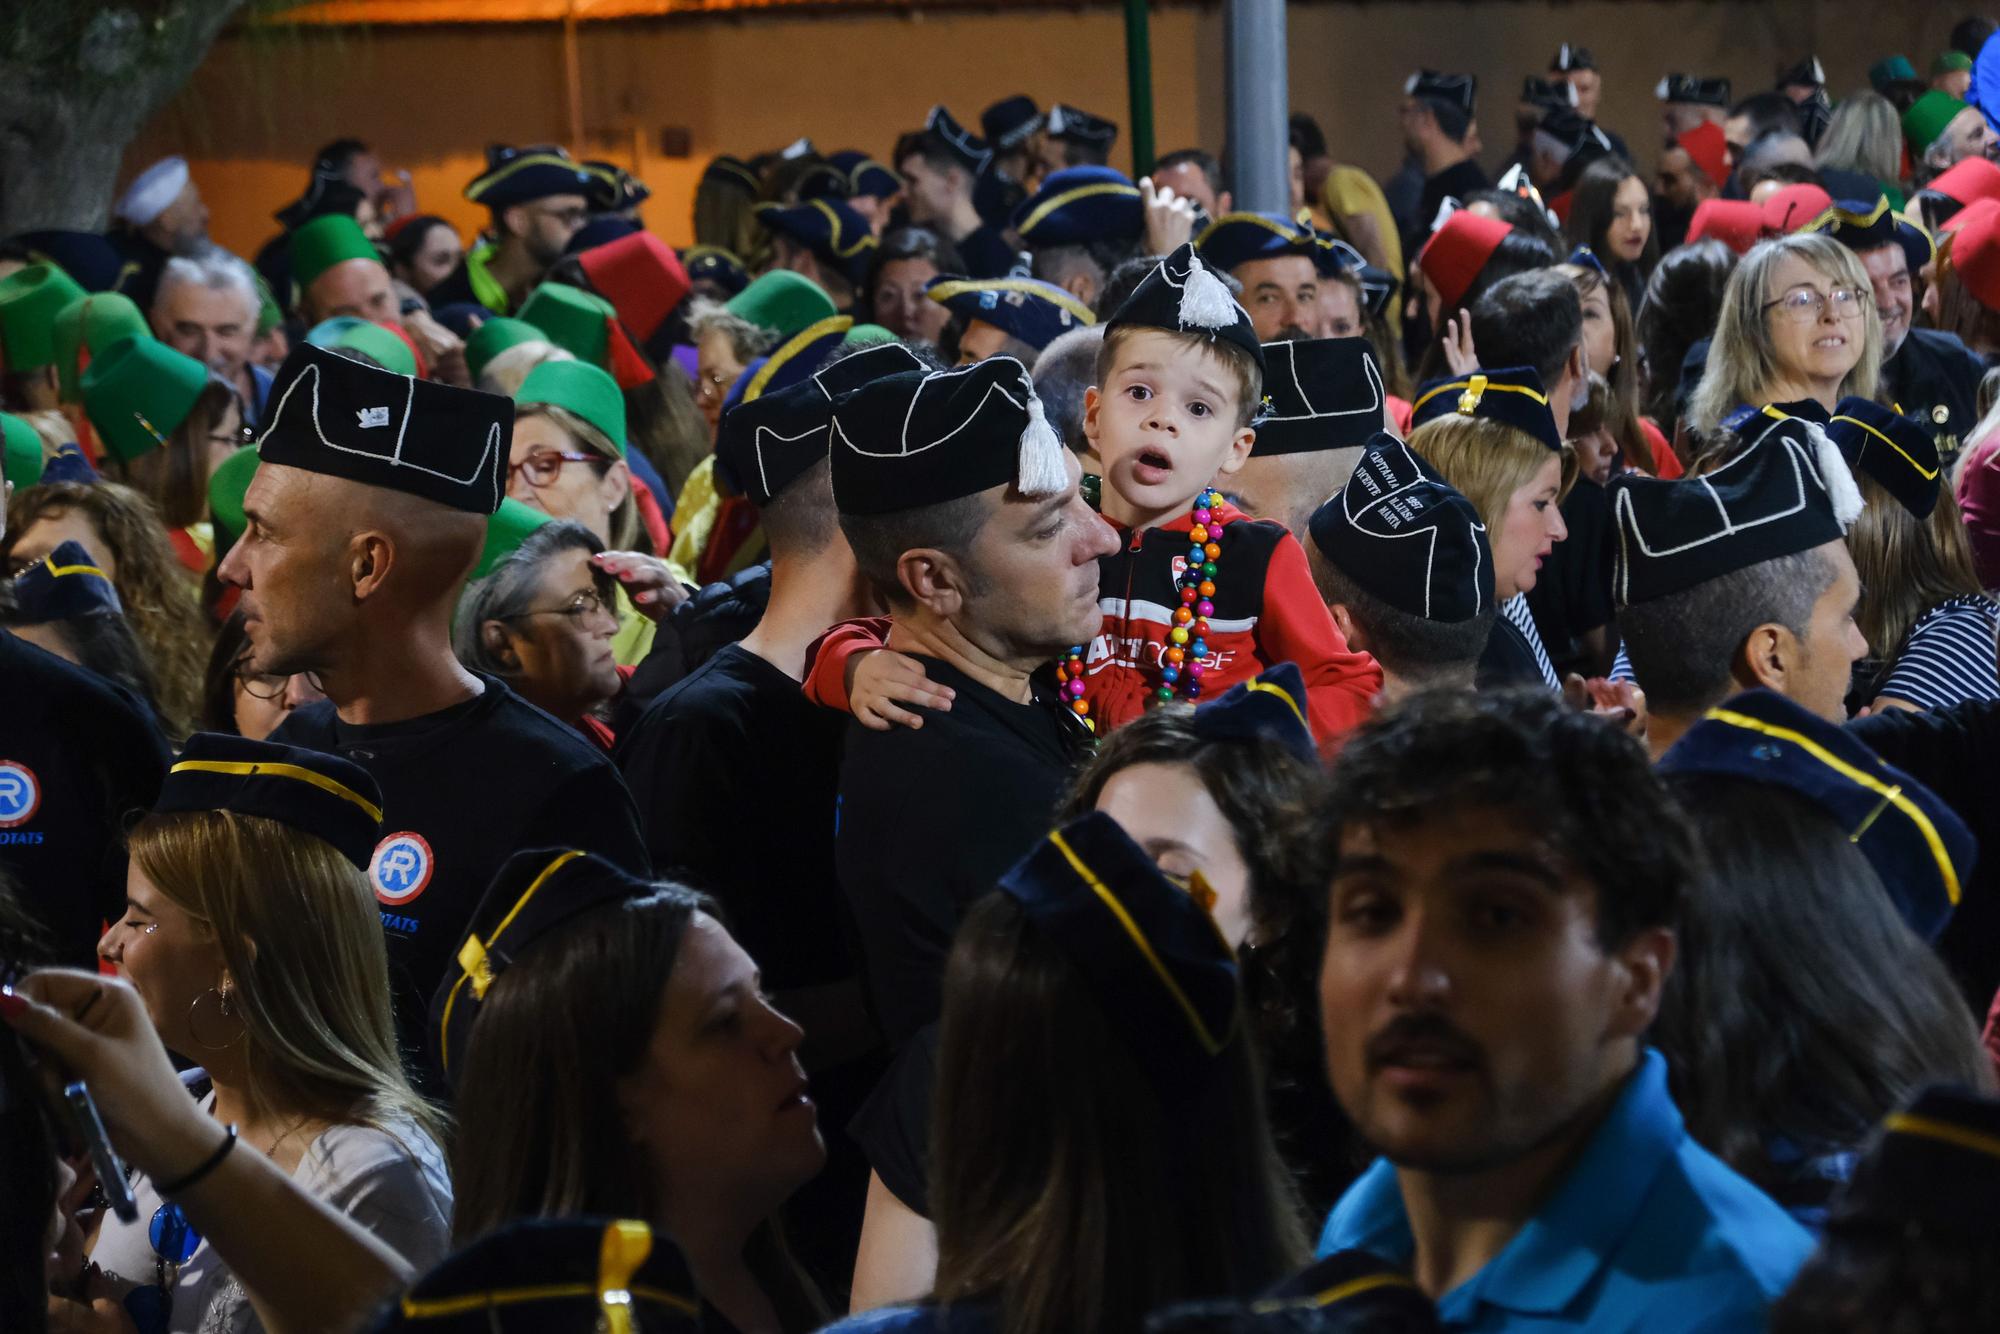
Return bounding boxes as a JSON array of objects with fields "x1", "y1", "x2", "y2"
[{"x1": 86, "y1": 734, "x2": 451, "y2": 1333}]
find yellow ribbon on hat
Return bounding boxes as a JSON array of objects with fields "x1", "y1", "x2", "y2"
[
  {"x1": 1411, "y1": 374, "x2": 1552, "y2": 419},
  {"x1": 435, "y1": 849, "x2": 585, "y2": 1075},
  {"x1": 1830, "y1": 413, "x2": 1940, "y2": 481},
  {"x1": 166, "y1": 759, "x2": 383, "y2": 824},
  {"x1": 1243, "y1": 676, "x2": 1308, "y2": 729},
  {"x1": 42, "y1": 553, "x2": 112, "y2": 582},
  {"x1": 395, "y1": 1220, "x2": 698, "y2": 1324},
  {"x1": 1883, "y1": 1111, "x2": 2000, "y2": 1162}
]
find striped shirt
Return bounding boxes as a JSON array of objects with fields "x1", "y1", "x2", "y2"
[
  {"x1": 1874, "y1": 595, "x2": 2000, "y2": 710},
  {"x1": 1502, "y1": 594, "x2": 1561, "y2": 689}
]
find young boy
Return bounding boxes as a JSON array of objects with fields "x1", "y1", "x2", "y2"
[{"x1": 811, "y1": 242, "x2": 1381, "y2": 746}]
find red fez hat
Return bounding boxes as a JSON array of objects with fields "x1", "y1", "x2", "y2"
[
  {"x1": 1928, "y1": 156, "x2": 2000, "y2": 210},
  {"x1": 1943, "y1": 196, "x2": 2000, "y2": 239},
  {"x1": 1761, "y1": 183, "x2": 1834, "y2": 236},
  {"x1": 1677, "y1": 122, "x2": 1730, "y2": 191},
  {"x1": 1948, "y1": 203, "x2": 2000, "y2": 309},
  {"x1": 1417, "y1": 211, "x2": 1513, "y2": 311},
  {"x1": 1548, "y1": 190, "x2": 1576, "y2": 225},
  {"x1": 1687, "y1": 199, "x2": 1764, "y2": 253},
  {"x1": 577, "y1": 231, "x2": 690, "y2": 347}
]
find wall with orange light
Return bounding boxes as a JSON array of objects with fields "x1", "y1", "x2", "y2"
[{"x1": 126, "y1": 2, "x2": 1960, "y2": 263}]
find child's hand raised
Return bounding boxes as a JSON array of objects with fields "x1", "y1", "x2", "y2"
[
  {"x1": 1439, "y1": 311, "x2": 1480, "y2": 376},
  {"x1": 848, "y1": 648, "x2": 955, "y2": 730}
]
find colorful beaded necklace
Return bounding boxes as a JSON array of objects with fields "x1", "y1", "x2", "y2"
[{"x1": 1057, "y1": 487, "x2": 1229, "y2": 732}]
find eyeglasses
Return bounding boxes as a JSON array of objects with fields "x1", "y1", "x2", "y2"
[
  {"x1": 1763, "y1": 285, "x2": 1868, "y2": 322},
  {"x1": 235, "y1": 664, "x2": 290, "y2": 700},
  {"x1": 500, "y1": 588, "x2": 612, "y2": 622},
  {"x1": 534, "y1": 203, "x2": 589, "y2": 228},
  {"x1": 507, "y1": 450, "x2": 600, "y2": 489},
  {"x1": 208, "y1": 424, "x2": 256, "y2": 448}
]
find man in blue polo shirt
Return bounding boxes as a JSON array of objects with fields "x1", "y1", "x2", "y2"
[{"x1": 1315, "y1": 689, "x2": 1812, "y2": 1331}]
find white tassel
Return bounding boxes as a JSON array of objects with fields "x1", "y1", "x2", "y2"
[
  {"x1": 1806, "y1": 421, "x2": 1865, "y2": 528},
  {"x1": 1177, "y1": 252, "x2": 1240, "y2": 330},
  {"x1": 1017, "y1": 392, "x2": 1069, "y2": 497}
]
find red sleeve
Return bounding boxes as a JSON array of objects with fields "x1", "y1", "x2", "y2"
[
  {"x1": 1255, "y1": 532, "x2": 1383, "y2": 751},
  {"x1": 802, "y1": 617, "x2": 894, "y2": 711},
  {"x1": 1983, "y1": 982, "x2": 2000, "y2": 1089},
  {"x1": 1387, "y1": 395, "x2": 1414, "y2": 436},
  {"x1": 1639, "y1": 418, "x2": 1683, "y2": 479},
  {"x1": 1957, "y1": 438, "x2": 2000, "y2": 589}
]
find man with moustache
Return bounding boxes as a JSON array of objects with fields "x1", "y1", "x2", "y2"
[{"x1": 1316, "y1": 689, "x2": 1811, "y2": 1330}]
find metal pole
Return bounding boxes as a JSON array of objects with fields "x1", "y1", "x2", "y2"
[
  {"x1": 1224, "y1": 0, "x2": 1289, "y2": 213},
  {"x1": 1124, "y1": 0, "x2": 1156, "y2": 179}
]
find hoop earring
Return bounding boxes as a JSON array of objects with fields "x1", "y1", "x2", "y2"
[{"x1": 188, "y1": 985, "x2": 244, "y2": 1052}]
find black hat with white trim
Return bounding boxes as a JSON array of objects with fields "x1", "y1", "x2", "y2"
[
  {"x1": 257, "y1": 341, "x2": 511, "y2": 514},
  {"x1": 981, "y1": 95, "x2": 1044, "y2": 152},
  {"x1": 713, "y1": 340, "x2": 926, "y2": 506},
  {"x1": 1404, "y1": 70, "x2": 1477, "y2": 117},
  {"x1": 1106, "y1": 242, "x2": 1265, "y2": 373},
  {"x1": 1826, "y1": 396, "x2": 1943, "y2": 519},
  {"x1": 1308, "y1": 434, "x2": 1491, "y2": 624},
  {"x1": 1044, "y1": 103, "x2": 1118, "y2": 153},
  {"x1": 1549, "y1": 43, "x2": 1596, "y2": 72},
  {"x1": 1609, "y1": 411, "x2": 1864, "y2": 607},
  {"x1": 830, "y1": 356, "x2": 1070, "y2": 516},
  {"x1": 1252, "y1": 337, "x2": 1384, "y2": 458},
  {"x1": 1658, "y1": 74, "x2": 1732, "y2": 107},
  {"x1": 1778, "y1": 55, "x2": 1827, "y2": 90},
  {"x1": 923, "y1": 105, "x2": 992, "y2": 175}
]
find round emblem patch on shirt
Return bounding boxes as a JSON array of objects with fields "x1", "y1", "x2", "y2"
[
  {"x1": 0, "y1": 760, "x2": 41, "y2": 828},
  {"x1": 369, "y1": 831, "x2": 435, "y2": 906}
]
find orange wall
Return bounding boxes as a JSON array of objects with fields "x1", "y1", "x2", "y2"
[{"x1": 127, "y1": 3, "x2": 1962, "y2": 261}]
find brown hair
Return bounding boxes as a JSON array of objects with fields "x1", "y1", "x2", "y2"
[
  {"x1": 113, "y1": 382, "x2": 237, "y2": 530},
  {"x1": 1095, "y1": 323, "x2": 1265, "y2": 428},
  {"x1": 1933, "y1": 228, "x2": 2000, "y2": 355},
  {"x1": 929, "y1": 894, "x2": 1307, "y2": 1334},
  {"x1": 513, "y1": 402, "x2": 638, "y2": 550},
  {"x1": 1846, "y1": 476, "x2": 1991, "y2": 678},
  {"x1": 1561, "y1": 262, "x2": 1658, "y2": 473},
  {"x1": 5, "y1": 480, "x2": 208, "y2": 740}
]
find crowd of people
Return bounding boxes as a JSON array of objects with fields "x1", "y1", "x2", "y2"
[{"x1": 9, "y1": 14, "x2": 2000, "y2": 1333}]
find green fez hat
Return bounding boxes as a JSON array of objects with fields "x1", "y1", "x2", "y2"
[
  {"x1": 724, "y1": 270, "x2": 837, "y2": 340},
  {"x1": 1905, "y1": 89, "x2": 1971, "y2": 153},
  {"x1": 0, "y1": 264, "x2": 89, "y2": 372},
  {"x1": 516, "y1": 359, "x2": 626, "y2": 456},
  {"x1": 3, "y1": 412, "x2": 43, "y2": 487},
  {"x1": 51, "y1": 292, "x2": 151, "y2": 403},
  {"x1": 842, "y1": 323, "x2": 897, "y2": 348},
  {"x1": 1935, "y1": 51, "x2": 1976, "y2": 76},
  {"x1": 306, "y1": 316, "x2": 418, "y2": 377},
  {"x1": 465, "y1": 317, "x2": 542, "y2": 382},
  {"x1": 473, "y1": 496, "x2": 553, "y2": 581},
  {"x1": 207, "y1": 444, "x2": 261, "y2": 556},
  {"x1": 80, "y1": 335, "x2": 213, "y2": 463},
  {"x1": 518, "y1": 282, "x2": 615, "y2": 366},
  {"x1": 290, "y1": 213, "x2": 382, "y2": 291},
  {"x1": 253, "y1": 269, "x2": 283, "y2": 337}
]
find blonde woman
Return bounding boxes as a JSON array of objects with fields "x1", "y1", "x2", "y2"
[
  {"x1": 87, "y1": 733, "x2": 451, "y2": 1333},
  {"x1": 1687, "y1": 234, "x2": 1882, "y2": 442},
  {"x1": 1813, "y1": 91, "x2": 1907, "y2": 208}
]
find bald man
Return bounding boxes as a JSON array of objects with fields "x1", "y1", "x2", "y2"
[{"x1": 220, "y1": 343, "x2": 647, "y2": 1075}]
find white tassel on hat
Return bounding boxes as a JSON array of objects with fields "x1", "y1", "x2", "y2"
[
  {"x1": 1177, "y1": 252, "x2": 1240, "y2": 331},
  {"x1": 1806, "y1": 421, "x2": 1865, "y2": 528},
  {"x1": 1017, "y1": 391, "x2": 1070, "y2": 497}
]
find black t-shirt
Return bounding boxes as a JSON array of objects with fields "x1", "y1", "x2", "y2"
[
  {"x1": 617, "y1": 643, "x2": 851, "y2": 990},
  {"x1": 1475, "y1": 614, "x2": 1546, "y2": 688},
  {"x1": 835, "y1": 656, "x2": 1090, "y2": 1044},
  {"x1": 273, "y1": 674, "x2": 649, "y2": 1069},
  {"x1": 1415, "y1": 159, "x2": 1491, "y2": 251},
  {"x1": 1527, "y1": 477, "x2": 1616, "y2": 679},
  {"x1": 0, "y1": 634, "x2": 170, "y2": 967}
]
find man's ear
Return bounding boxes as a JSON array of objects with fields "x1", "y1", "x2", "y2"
[
  {"x1": 1567, "y1": 340, "x2": 1587, "y2": 390},
  {"x1": 1328, "y1": 602, "x2": 1365, "y2": 652},
  {"x1": 1607, "y1": 926, "x2": 1677, "y2": 1040},
  {"x1": 348, "y1": 531, "x2": 396, "y2": 603},
  {"x1": 499, "y1": 203, "x2": 529, "y2": 241},
  {"x1": 895, "y1": 547, "x2": 968, "y2": 617},
  {"x1": 1059, "y1": 272, "x2": 1095, "y2": 306},
  {"x1": 1738, "y1": 622, "x2": 1791, "y2": 694},
  {"x1": 1081, "y1": 385, "x2": 1104, "y2": 450}
]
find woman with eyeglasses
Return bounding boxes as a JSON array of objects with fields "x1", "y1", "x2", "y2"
[
  {"x1": 686, "y1": 299, "x2": 779, "y2": 440},
  {"x1": 507, "y1": 359, "x2": 638, "y2": 551},
  {"x1": 199, "y1": 609, "x2": 327, "y2": 740},
  {"x1": 1686, "y1": 234, "x2": 1882, "y2": 449},
  {"x1": 455, "y1": 520, "x2": 626, "y2": 750}
]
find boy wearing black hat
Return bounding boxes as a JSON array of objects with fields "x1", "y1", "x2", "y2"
[
  {"x1": 429, "y1": 145, "x2": 597, "y2": 315},
  {"x1": 218, "y1": 343, "x2": 648, "y2": 1069}
]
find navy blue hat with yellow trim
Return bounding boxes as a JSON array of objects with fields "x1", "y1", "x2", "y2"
[
  {"x1": 1409, "y1": 367, "x2": 1562, "y2": 454},
  {"x1": 464, "y1": 144, "x2": 597, "y2": 209},
  {"x1": 924, "y1": 105, "x2": 992, "y2": 175},
  {"x1": 1804, "y1": 196, "x2": 1935, "y2": 275},
  {"x1": 11, "y1": 540, "x2": 121, "y2": 624},
  {"x1": 1189, "y1": 663, "x2": 1317, "y2": 764},
  {"x1": 681, "y1": 245, "x2": 748, "y2": 296},
  {"x1": 371, "y1": 1217, "x2": 700, "y2": 1332},
  {"x1": 998, "y1": 811, "x2": 1241, "y2": 1105},
  {"x1": 1106, "y1": 242, "x2": 1265, "y2": 373},
  {"x1": 805, "y1": 151, "x2": 901, "y2": 203},
  {"x1": 1310, "y1": 234, "x2": 1398, "y2": 317},
  {"x1": 734, "y1": 314, "x2": 855, "y2": 407},
  {"x1": 1195, "y1": 211, "x2": 1318, "y2": 276},
  {"x1": 1246, "y1": 1249, "x2": 1441, "y2": 1330},
  {"x1": 1827, "y1": 396, "x2": 1942, "y2": 519},
  {"x1": 1832, "y1": 1086, "x2": 2000, "y2": 1237},
  {"x1": 1610, "y1": 408, "x2": 1863, "y2": 606},
  {"x1": 1659, "y1": 688, "x2": 1974, "y2": 941},
  {"x1": 431, "y1": 849, "x2": 656, "y2": 1081},
  {"x1": 7, "y1": 230, "x2": 128, "y2": 294},
  {"x1": 1013, "y1": 166, "x2": 1143, "y2": 249},
  {"x1": 155, "y1": 733, "x2": 384, "y2": 871},
  {"x1": 755, "y1": 199, "x2": 878, "y2": 286},
  {"x1": 1255, "y1": 337, "x2": 1384, "y2": 458},
  {"x1": 580, "y1": 160, "x2": 649, "y2": 214},
  {"x1": 700, "y1": 155, "x2": 760, "y2": 195},
  {"x1": 1309, "y1": 434, "x2": 1492, "y2": 625},
  {"x1": 927, "y1": 276, "x2": 1095, "y2": 353},
  {"x1": 714, "y1": 340, "x2": 925, "y2": 505}
]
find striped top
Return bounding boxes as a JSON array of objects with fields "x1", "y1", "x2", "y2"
[
  {"x1": 1503, "y1": 593, "x2": 1561, "y2": 689},
  {"x1": 1873, "y1": 595, "x2": 2000, "y2": 711}
]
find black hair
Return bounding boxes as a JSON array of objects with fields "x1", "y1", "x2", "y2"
[
  {"x1": 866, "y1": 226, "x2": 965, "y2": 300},
  {"x1": 1728, "y1": 92, "x2": 1803, "y2": 142},
  {"x1": 1288, "y1": 114, "x2": 1330, "y2": 161},
  {"x1": 1306, "y1": 544, "x2": 1498, "y2": 684},
  {"x1": 1469, "y1": 268, "x2": 1584, "y2": 390},
  {"x1": 1460, "y1": 189, "x2": 1563, "y2": 252},
  {"x1": 1654, "y1": 777, "x2": 1989, "y2": 1208},
  {"x1": 1564, "y1": 157, "x2": 1660, "y2": 296},
  {"x1": 1030, "y1": 238, "x2": 1139, "y2": 291},
  {"x1": 840, "y1": 493, "x2": 993, "y2": 610},
  {"x1": 898, "y1": 130, "x2": 974, "y2": 184},
  {"x1": 1618, "y1": 546, "x2": 1836, "y2": 715},
  {"x1": 314, "y1": 138, "x2": 370, "y2": 173},
  {"x1": 1772, "y1": 1208, "x2": 2000, "y2": 1332},
  {"x1": 1951, "y1": 16, "x2": 1998, "y2": 58},
  {"x1": 1096, "y1": 254, "x2": 1165, "y2": 320},
  {"x1": 1739, "y1": 159, "x2": 1823, "y2": 198},
  {"x1": 1637, "y1": 239, "x2": 1738, "y2": 425},
  {"x1": 1419, "y1": 98, "x2": 1473, "y2": 144},
  {"x1": 1154, "y1": 149, "x2": 1224, "y2": 196},
  {"x1": 385, "y1": 214, "x2": 453, "y2": 270},
  {"x1": 200, "y1": 609, "x2": 254, "y2": 734},
  {"x1": 1323, "y1": 688, "x2": 1695, "y2": 947}
]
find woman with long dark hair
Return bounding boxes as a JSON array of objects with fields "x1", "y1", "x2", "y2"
[
  {"x1": 1564, "y1": 158, "x2": 1658, "y2": 308},
  {"x1": 1636, "y1": 238, "x2": 1737, "y2": 432}
]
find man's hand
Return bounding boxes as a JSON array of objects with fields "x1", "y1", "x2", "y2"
[
  {"x1": 1140, "y1": 177, "x2": 1199, "y2": 257},
  {"x1": 402, "y1": 308, "x2": 469, "y2": 387}
]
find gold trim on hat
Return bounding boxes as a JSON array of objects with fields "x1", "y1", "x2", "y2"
[{"x1": 167, "y1": 759, "x2": 383, "y2": 824}]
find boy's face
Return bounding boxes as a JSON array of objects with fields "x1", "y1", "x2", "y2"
[{"x1": 1083, "y1": 329, "x2": 1256, "y2": 522}]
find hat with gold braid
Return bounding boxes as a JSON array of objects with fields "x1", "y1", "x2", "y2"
[
  {"x1": 997, "y1": 811, "x2": 1242, "y2": 1105},
  {"x1": 430, "y1": 848, "x2": 656, "y2": 1081},
  {"x1": 1831, "y1": 1086, "x2": 2000, "y2": 1237},
  {"x1": 371, "y1": 1217, "x2": 700, "y2": 1333},
  {"x1": 1409, "y1": 366, "x2": 1562, "y2": 453},
  {"x1": 154, "y1": 734, "x2": 383, "y2": 870},
  {"x1": 11, "y1": 540, "x2": 121, "y2": 624}
]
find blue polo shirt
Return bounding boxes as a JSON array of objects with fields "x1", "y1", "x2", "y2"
[{"x1": 1317, "y1": 1050, "x2": 1813, "y2": 1332}]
